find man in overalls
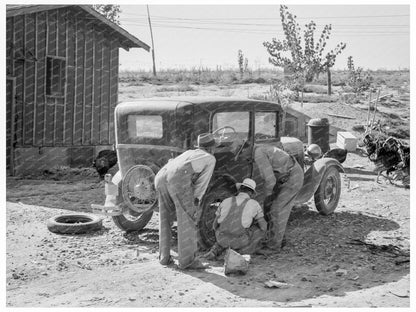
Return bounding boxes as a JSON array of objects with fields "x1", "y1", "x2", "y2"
[
  {"x1": 155, "y1": 133, "x2": 216, "y2": 270},
  {"x1": 254, "y1": 145, "x2": 304, "y2": 251},
  {"x1": 203, "y1": 178, "x2": 267, "y2": 259}
]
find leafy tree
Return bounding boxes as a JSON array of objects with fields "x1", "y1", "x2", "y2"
[
  {"x1": 92, "y1": 5, "x2": 121, "y2": 25},
  {"x1": 263, "y1": 5, "x2": 346, "y2": 94}
]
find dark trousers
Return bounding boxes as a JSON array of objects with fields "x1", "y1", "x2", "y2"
[{"x1": 265, "y1": 162, "x2": 304, "y2": 250}]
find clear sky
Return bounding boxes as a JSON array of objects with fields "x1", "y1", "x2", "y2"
[{"x1": 118, "y1": 4, "x2": 410, "y2": 72}]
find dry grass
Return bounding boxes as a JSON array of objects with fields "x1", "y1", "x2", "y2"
[
  {"x1": 120, "y1": 67, "x2": 283, "y2": 85},
  {"x1": 120, "y1": 68, "x2": 409, "y2": 91}
]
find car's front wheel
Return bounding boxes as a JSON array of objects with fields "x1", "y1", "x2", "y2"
[{"x1": 314, "y1": 166, "x2": 342, "y2": 215}]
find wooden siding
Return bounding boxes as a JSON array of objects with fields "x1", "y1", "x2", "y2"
[{"x1": 6, "y1": 6, "x2": 119, "y2": 148}]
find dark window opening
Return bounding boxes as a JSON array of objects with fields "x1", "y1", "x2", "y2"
[
  {"x1": 212, "y1": 111, "x2": 250, "y2": 140},
  {"x1": 46, "y1": 57, "x2": 66, "y2": 96},
  {"x1": 255, "y1": 111, "x2": 278, "y2": 141}
]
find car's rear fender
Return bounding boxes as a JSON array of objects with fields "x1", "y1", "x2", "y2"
[
  {"x1": 116, "y1": 144, "x2": 184, "y2": 177},
  {"x1": 295, "y1": 158, "x2": 344, "y2": 204}
]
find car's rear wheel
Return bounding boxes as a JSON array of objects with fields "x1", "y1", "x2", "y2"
[
  {"x1": 198, "y1": 185, "x2": 235, "y2": 249},
  {"x1": 314, "y1": 166, "x2": 341, "y2": 215}
]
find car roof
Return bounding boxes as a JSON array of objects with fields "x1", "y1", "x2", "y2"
[{"x1": 116, "y1": 97, "x2": 282, "y2": 115}]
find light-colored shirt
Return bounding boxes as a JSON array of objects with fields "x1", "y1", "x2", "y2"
[
  {"x1": 171, "y1": 148, "x2": 216, "y2": 201},
  {"x1": 253, "y1": 145, "x2": 293, "y2": 197},
  {"x1": 216, "y1": 192, "x2": 264, "y2": 228}
]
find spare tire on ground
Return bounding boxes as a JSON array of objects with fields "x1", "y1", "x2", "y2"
[{"x1": 47, "y1": 214, "x2": 103, "y2": 234}]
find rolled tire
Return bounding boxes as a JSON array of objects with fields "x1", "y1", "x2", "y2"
[
  {"x1": 314, "y1": 166, "x2": 342, "y2": 215},
  {"x1": 198, "y1": 185, "x2": 234, "y2": 249},
  {"x1": 47, "y1": 214, "x2": 103, "y2": 234}
]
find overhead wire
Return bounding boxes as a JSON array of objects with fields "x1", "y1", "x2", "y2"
[
  {"x1": 122, "y1": 18, "x2": 409, "y2": 28},
  {"x1": 120, "y1": 12, "x2": 409, "y2": 37},
  {"x1": 121, "y1": 21, "x2": 409, "y2": 36},
  {"x1": 120, "y1": 12, "x2": 410, "y2": 20}
]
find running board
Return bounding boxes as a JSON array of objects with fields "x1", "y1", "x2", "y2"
[{"x1": 91, "y1": 204, "x2": 122, "y2": 216}]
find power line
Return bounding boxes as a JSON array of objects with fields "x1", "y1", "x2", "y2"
[
  {"x1": 122, "y1": 17, "x2": 409, "y2": 28},
  {"x1": 121, "y1": 21, "x2": 409, "y2": 35},
  {"x1": 121, "y1": 12, "x2": 409, "y2": 20}
]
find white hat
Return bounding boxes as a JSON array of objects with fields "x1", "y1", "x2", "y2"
[{"x1": 236, "y1": 178, "x2": 257, "y2": 194}]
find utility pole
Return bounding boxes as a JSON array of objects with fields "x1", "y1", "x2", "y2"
[{"x1": 146, "y1": 5, "x2": 157, "y2": 77}]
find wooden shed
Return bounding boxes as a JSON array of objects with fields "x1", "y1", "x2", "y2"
[{"x1": 6, "y1": 5, "x2": 150, "y2": 176}]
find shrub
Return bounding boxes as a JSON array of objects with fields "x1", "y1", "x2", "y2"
[{"x1": 345, "y1": 56, "x2": 373, "y2": 93}]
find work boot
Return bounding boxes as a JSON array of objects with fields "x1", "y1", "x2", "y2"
[
  {"x1": 159, "y1": 255, "x2": 174, "y2": 266},
  {"x1": 202, "y1": 250, "x2": 217, "y2": 260},
  {"x1": 181, "y1": 257, "x2": 210, "y2": 270},
  {"x1": 255, "y1": 246, "x2": 276, "y2": 256},
  {"x1": 281, "y1": 236, "x2": 287, "y2": 248},
  {"x1": 202, "y1": 242, "x2": 223, "y2": 260}
]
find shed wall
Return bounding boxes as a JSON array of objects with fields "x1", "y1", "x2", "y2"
[{"x1": 6, "y1": 6, "x2": 119, "y2": 150}]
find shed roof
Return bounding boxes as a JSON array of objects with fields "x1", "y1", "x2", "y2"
[{"x1": 6, "y1": 5, "x2": 150, "y2": 51}]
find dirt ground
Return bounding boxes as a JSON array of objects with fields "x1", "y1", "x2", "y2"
[{"x1": 5, "y1": 83, "x2": 411, "y2": 307}]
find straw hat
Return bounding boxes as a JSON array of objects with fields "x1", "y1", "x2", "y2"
[
  {"x1": 236, "y1": 178, "x2": 257, "y2": 194},
  {"x1": 195, "y1": 133, "x2": 215, "y2": 148}
]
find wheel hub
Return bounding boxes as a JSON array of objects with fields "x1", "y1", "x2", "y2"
[
  {"x1": 324, "y1": 178, "x2": 335, "y2": 202},
  {"x1": 122, "y1": 165, "x2": 157, "y2": 213},
  {"x1": 133, "y1": 179, "x2": 153, "y2": 199}
]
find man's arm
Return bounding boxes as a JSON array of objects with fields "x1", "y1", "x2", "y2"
[
  {"x1": 213, "y1": 201, "x2": 224, "y2": 231},
  {"x1": 254, "y1": 147, "x2": 276, "y2": 197},
  {"x1": 212, "y1": 215, "x2": 220, "y2": 231},
  {"x1": 192, "y1": 155, "x2": 216, "y2": 201},
  {"x1": 248, "y1": 200, "x2": 268, "y2": 232},
  {"x1": 257, "y1": 216, "x2": 267, "y2": 232}
]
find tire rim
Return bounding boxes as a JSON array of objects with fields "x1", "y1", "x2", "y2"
[
  {"x1": 201, "y1": 197, "x2": 223, "y2": 246},
  {"x1": 122, "y1": 165, "x2": 157, "y2": 213},
  {"x1": 323, "y1": 174, "x2": 337, "y2": 205},
  {"x1": 55, "y1": 215, "x2": 93, "y2": 224},
  {"x1": 119, "y1": 202, "x2": 146, "y2": 222}
]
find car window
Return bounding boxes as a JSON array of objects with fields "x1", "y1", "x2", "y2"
[
  {"x1": 255, "y1": 112, "x2": 277, "y2": 141},
  {"x1": 212, "y1": 111, "x2": 249, "y2": 140},
  {"x1": 127, "y1": 115, "x2": 163, "y2": 139}
]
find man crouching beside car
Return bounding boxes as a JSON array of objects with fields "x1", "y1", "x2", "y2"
[{"x1": 203, "y1": 178, "x2": 267, "y2": 259}]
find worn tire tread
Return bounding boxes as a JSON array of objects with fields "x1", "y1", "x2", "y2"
[{"x1": 47, "y1": 214, "x2": 103, "y2": 234}]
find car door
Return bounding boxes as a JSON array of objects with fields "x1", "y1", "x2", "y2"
[{"x1": 211, "y1": 110, "x2": 253, "y2": 183}]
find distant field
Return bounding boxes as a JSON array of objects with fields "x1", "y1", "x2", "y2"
[
  {"x1": 118, "y1": 68, "x2": 410, "y2": 140},
  {"x1": 119, "y1": 68, "x2": 410, "y2": 90}
]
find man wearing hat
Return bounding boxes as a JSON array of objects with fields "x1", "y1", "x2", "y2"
[
  {"x1": 203, "y1": 178, "x2": 267, "y2": 259},
  {"x1": 155, "y1": 133, "x2": 216, "y2": 270},
  {"x1": 253, "y1": 145, "x2": 304, "y2": 252}
]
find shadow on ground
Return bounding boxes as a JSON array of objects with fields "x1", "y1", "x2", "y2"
[{"x1": 181, "y1": 207, "x2": 408, "y2": 303}]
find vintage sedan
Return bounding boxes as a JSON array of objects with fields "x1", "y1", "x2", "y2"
[{"x1": 92, "y1": 97, "x2": 343, "y2": 248}]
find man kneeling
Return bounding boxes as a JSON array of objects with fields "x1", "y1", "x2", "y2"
[{"x1": 204, "y1": 178, "x2": 267, "y2": 259}]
